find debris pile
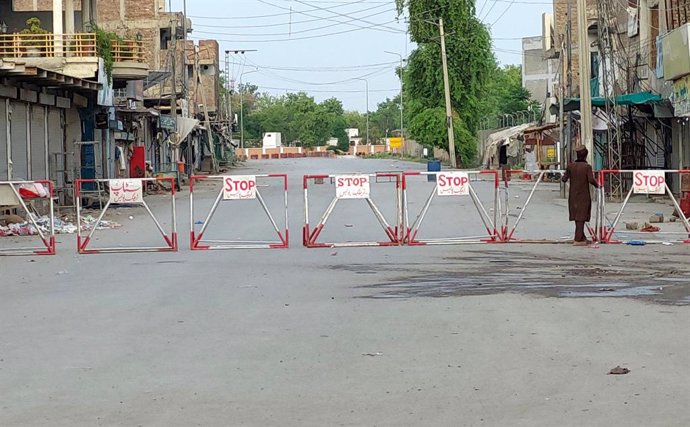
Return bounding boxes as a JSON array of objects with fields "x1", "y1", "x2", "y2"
[{"x1": 0, "y1": 214, "x2": 122, "y2": 236}]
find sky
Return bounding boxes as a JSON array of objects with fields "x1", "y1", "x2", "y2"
[{"x1": 171, "y1": 0, "x2": 551, "y2": 113}]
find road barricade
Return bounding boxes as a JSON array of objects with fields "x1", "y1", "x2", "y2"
[
  {"x1": 0, "y1": 180, "x2": 56, "y2": 255},
  {"x1": 190, "y1": 174, "x2": 289, "y2": 250},
  {"x1": 597, "y1": 170, "x2": 690, "y2": 244},
  {"x1": 75, "y1": 178, "x2": 178, "y2": 254},
  {"x1": 402, "y1": 171, "x2": 499, "y2": 245},
  {"x1": 499, "y1": 169, "x2": 598, "y2": 243},
  {"x1": 303, "y1": 173, "x2": 402, "y2": 247}
]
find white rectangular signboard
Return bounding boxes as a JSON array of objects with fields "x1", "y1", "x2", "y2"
[
  {"x1": 437, "y1": 172, "x2": 470, "y2": 196},
  {"x1": 223, "y1": 175, "x2": 257, "y2": 200},
  {"x1": 335, "y1": 175, "x2": 370, "y2": 199},
  {"x1": 109, "y1": 179, "x2": 143, "y2": 204},
  {"x1": 633, "y1": 170, "x2": 666, "y2": 195}
]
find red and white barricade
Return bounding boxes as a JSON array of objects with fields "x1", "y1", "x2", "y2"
[
  {"x1": 402, "y1": 171, "x2": 500, "y2": 245},
  {"x1": 75, "y1": 178, "x2": 178, "y2": 254},
  {"x1": 190, "y1": 174, "x2": 289, "y2": 250},
  {"x1": 303, "y1": 173, "x2": 402, "y2": 248},
  {"x1": 597, "y1": 170, "x2": 690, "y2": 244},
  {"x1": 0, "y1": 180, "x2": 56, "y2": 255},
  {"x1": 499, "y1": 169, "x2": 599, "y2": 243}
]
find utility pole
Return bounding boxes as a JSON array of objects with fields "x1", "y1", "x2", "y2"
[
  {"x1": 224, "y1": 50, "x2": 233, "y2": 150},
  {"x1": 576, "y1": 0, "x2": 593, "y2": 162},
  {"x1": 169, "y1": 17, "x2": 178, "y2": 172},
  {"x1": 439, "y1": 18, "x2": 457, "y2": 168},
  {"x1": 195, "y1": 46, "x2": 218, "y2": 173},
  {"x1": 183, "y1": 0, "x2": 191, "y2": 175}
]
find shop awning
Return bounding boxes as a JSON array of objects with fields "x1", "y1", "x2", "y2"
[{"x1": 562, "y1": 92, "x2": 663, "y2": 112}]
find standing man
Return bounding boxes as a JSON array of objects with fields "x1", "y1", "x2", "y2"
[{"x1": 561, "y1": 145, "x2": 600, "y2": 246}]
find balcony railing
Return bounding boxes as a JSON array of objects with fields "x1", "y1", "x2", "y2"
[
  {"x1": 0, "y1": 33, "x2": 144, "y2": 62},
  {"x1": 111, "y1": 39, "x2": 145, "y2": 63}
]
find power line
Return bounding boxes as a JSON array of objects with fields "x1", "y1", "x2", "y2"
[
  {"x1": 189, "y1": 19, "x2": 403, "y2": 43},
  {"x1": 188, "y1": 0, "x2": 369, "y2": 20},
  {"x1": 490, "y1": 0, "x2": 518, "y2": 27},
  {"x1": 257, "y1": 0, "x2": 403, "y2": 34},
  {"x1": 192, "y1": 7, "x2": 396, "y2": 37},
  {"x1": 191, "y1": 2, "x2": 389, "y2": 29}
]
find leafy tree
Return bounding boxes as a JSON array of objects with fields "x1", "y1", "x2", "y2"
[
  {"x1": 395, "y1": 0, "x2": 494, "y2": 166},
  {"x1": 480, "y1": 65, "x2": 535, "y2": 126}
]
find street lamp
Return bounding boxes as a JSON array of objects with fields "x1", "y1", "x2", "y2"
[
  {"x1": 353, "y1": 77, "x2": 369, "y2": 146},
  {"x1": 384, "y1": 51, "x2": 405, "y2": 150},
  {"x1": 239, "y1": 67, "x2": 258, "y2": 149}
]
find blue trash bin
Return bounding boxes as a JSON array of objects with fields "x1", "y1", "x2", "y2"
[{"x1": 427, "y1": 160, "x2": 441, "y2": 182}]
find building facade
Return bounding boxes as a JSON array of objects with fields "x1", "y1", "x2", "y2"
[{"x1": 522, "y1": 35, "x2": 557, "y2": 104}]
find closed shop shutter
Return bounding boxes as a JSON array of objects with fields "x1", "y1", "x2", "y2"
[
  {"x1": 10, "y1": 102, "x2": 28, "y2": 180},
  {"x1": 30, "y1": 105, "x2": 47, "y2": 180},
  {"x1": 0, "y1": 100, "x2": 7, "y2": 180}
]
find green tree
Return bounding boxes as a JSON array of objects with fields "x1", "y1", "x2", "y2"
[{"x1": 396, "y1": 0, "x2": 494, "y2": 166}]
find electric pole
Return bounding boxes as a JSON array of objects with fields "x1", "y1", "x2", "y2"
[
  {"x1": 439, "y1": 18, "x2": 457, "y2": 169},
  {"x1": 576, "y1": 0, "x2": 593, "y2": 162}
]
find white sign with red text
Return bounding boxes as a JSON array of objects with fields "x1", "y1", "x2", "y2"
[
  {"x1": 223, "y1": 175, "x2": 257, "y2": 200},
  {"x1": 437, "y1": 172, "x2": 470, "y2": 196},
  {"x1": 335, "y1": 175, "x2": 370, "y2": 199},
  {"x1": 633, "y1": 170, "x2": 666, "y2": 195},
  {"x1": 109, "y1": 179, "x2": 144, "y2": 204}
]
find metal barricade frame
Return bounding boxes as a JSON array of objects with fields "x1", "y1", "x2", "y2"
[
  {"x1": 0, "y1": 180, "x2": 56, "y2": 256},
  {"x1": 402, "y1": 171, "x2": 500, "y2": 245},
  {"x1": 75, "y1": 178, "x2": 178, "y2": 254},
  {"x1": 190, "y1": 174, "x2": 289, "y2": 250},
  {"x1": 303, "y1": 172, "x2": 403, "y2": 248},
  {"x1": 500, "y1": 169, "x2": 599, "y2": 243},
  {"x1": 598, "y1": 170, "x2": 690, "y2": 244}
]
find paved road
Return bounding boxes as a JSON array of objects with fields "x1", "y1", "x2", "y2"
[{"x1": 1, "y1": 157, "x2": 689, "y2": 426}]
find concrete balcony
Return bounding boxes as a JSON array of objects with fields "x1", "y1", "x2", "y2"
[
  {"x1": 0, "y1": 33, "x2": 148, "y2": 81},
  {"x1": 111, "y1": 40, "x2": 149, "y2": 80}
]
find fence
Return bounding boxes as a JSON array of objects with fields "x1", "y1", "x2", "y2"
[
  {"x1": 190, "y1": 174, "x2": 289, "y2": 250},
  {"x1": 75, "y1": 178, "x2": 177, "y2": 254},
  {"x1": 402, "y1": 171, "x2": 500, "y2": 245},
  {"x1": 0, "y1": 180, "x2": 55, "y2": 256},
  {"x1": 597, "y1": 170, "x2": 690, "y2": 244},
  {"x1": 303, "y1": 173, "x2": 403, "y2": 247}
]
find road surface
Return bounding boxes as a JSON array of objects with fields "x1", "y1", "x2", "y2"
[{"x1": 1, "y1": 157, "x2": 689, "y2": 426}]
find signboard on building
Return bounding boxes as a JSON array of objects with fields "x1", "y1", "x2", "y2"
[
  {"x1": 160, "y1": 115, "x2": 176, "y2": 130},
  {"x1": 672, "y1": 75, "x2": 690, "y2": 117},
  {"x1": 633, "y1": 171, "x2": 666, "y2": 195},
  {"x1": 389, "y1": 137, "x2": 403, "y2": 149},
  {"x1": 437, "y1": 172, "x2": 470, "y2": 196},
  {"x1": 335, "y1": 175, "x2": 370, "y2": 199}
]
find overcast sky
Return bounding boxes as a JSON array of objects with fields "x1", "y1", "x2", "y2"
[{"x1": 172, "y1": 0, "x2": 550, "y2": 112}]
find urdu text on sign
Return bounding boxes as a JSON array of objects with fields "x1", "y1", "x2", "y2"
[{"x1": 109, "y1": 179, "x2": 144, "y2": 204}]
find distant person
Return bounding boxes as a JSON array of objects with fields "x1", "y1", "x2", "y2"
[{"x1": 561, "y1": 145, "x2": 600, "y2": 246}]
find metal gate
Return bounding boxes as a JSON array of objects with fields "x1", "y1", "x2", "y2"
[
  {"x1": 75, "y1": 178, "x2": 178, "y2": 254},
  {"x1": 190, "y1": 174, "x2": 289, "y2": 250},
  {"x1": 0, "y1": 180, "x2": 55, "y2": 255}
]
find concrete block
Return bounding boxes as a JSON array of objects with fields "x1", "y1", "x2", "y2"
[{"x1": 649, "y1": 213, "x2": 664, "y2": 223}]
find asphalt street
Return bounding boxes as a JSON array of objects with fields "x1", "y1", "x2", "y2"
[{"x1": 1, "y1": 157, "x2": 689, "y2": 426}]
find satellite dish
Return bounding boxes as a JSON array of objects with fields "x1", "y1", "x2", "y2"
[{"x1": 169, "y1": 132, "x2": 181, "y2": 145}]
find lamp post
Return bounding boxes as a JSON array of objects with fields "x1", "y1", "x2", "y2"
[
  {"x1": 384, "y1": 50, "x2": 405, "y2": 150},
  {"x1": 354, "y1": 77, "x2": 369, "y2": 146}
]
